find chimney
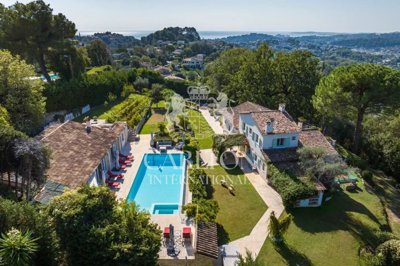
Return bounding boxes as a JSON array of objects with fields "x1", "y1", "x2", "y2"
[
  {"x1": 266, "y1": 118, "x2": 274, "y2": 134},
  {"x1": 297, "y1": 122, "x2": 303, "y2": 130},
  {"x1": 278, "y1": 103, "x2": 286, "y2": 112},
  {"x1": 85, "y1": 120, "x2": 92, "y2": 133}
]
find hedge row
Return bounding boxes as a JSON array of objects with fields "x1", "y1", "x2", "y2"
[
  {"x1": 44, "y1": 70, "x2": 128, "y2": 112},
  {"x1": 184, "y1": 168, "x2": 219, "y2": 222},
  {"x1": 100, "y1": 94, "x2": 150, "y2": 128},
  {"x1": 44, "y1": 68, "x2": 191, "y2": 112},
  {"x1": 268, "y1": 163, "x2": 315, "y2": 207}
]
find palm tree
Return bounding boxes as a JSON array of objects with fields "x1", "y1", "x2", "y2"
[
  {"x1": 237, "y1": 249, "x2": 264, "y2": 266},
  {"x1": 268, "y1": 211, "x2": 292, "y2": 243},
  {"x1": 0, "y1": 228, "x2": 38, "y2": 266}
]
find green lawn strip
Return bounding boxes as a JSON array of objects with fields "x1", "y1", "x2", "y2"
[
  {"x1": 140, "y1": 108, "x2": 166, "y2": 134},
  {"x1": 203, "y1": 166, "x2": 267, "y2": 244},
  {"x1": 257, "y1": 181, "x2": 389, "y2": 266},
  {"x1": 73, "y1": 98, "x2": 124, "y2": 122},
  {"x1": 187, "y1": 109, "x2": 214, "y2": 149}
]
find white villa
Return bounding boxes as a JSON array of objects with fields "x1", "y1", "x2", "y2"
[
  {"x1": 223, "y1": 101, "x2": 338, "y2": 207},
  {"x1": 187, "y1": 87, "x2": 210, "y2": 101},
  {"x1": 182, "y1": 54, "x2": 204, "y2": 69},
  {"x1": 34, "y1": 120, "x2": 128, "y2": 203}
]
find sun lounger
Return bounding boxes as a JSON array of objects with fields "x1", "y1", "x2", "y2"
[
  {"x1": 163, "y1": 227, "x2": 170, "y2": 238},
  {"x1": 119, "y1": 159, "x2": 132, "y2": 166},
  {"x1": 107, "y1": 170, "x2": 124, "y2": 179},
  {"x1": 113, "y1": 165, "x2": 126, "y2": 171},
  {"x1": 182, "y1": 227, "x2": 191, "y2": 239},
  {"x1": 119, "y1": 153, "x2": 134, "y2": 160},
  {"x1": 106, "y1": 180, "x2": 120, "y2": 188}
]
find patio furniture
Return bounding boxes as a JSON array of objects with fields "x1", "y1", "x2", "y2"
[
  {"x1": 107, "y1": 170, "x2": 124, "y2": 179},
  {"x1": 182, "y1": 227, "x2": 191, "y2": 239},
  {"x1": 106, "y1": 180, "x2": 120, "y2": 188},
  {"x1": 160, "y1": 146, "x2": 167, "y2": 154},
  {"x1": 119, "y1": 159, "x2": 132, "y2": 166},
  {"x1": 163, "y1": 227, "x2": 170, "y2": 238},
  {"x1": 346, "y1": 183, "x2": 357, "y2": 192},
  {"x1": 119, "y1": 153, "x2": 134, "y2": 160},
  {"x1": 113, "y1": 165, "x2": 126, "y2": 171}
]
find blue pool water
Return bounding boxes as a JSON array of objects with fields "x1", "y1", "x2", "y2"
[{"x1": 127, "y1": 153, "x2": 185, "y2": 214}]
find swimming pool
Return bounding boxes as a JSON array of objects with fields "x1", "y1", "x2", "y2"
[{"x1": 127, "y1": 153, "x2": 186, "y2": 214}]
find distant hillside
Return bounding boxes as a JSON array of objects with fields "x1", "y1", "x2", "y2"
[
  {"x1": 76, "y1": 32, "x2": 139, "y2": 48},
  {"x1": 329, "y1": 32, "x2": 400, "y2": 48},
  {"x1": 141, "y1": 27, "x2": 201, "y2": 44},
  {"x1": 217, "y1": 32, "x2": 400, "y2": 70},
  {"x1": 220, "y1": 33, "x2": 281, "y2": 44}
]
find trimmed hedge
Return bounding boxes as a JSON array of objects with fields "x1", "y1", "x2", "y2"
[
  {"x1": 268, "y1": 163, "x2": 315, "y2": 207},
  {"x1": 184, "y1": 168, "x2": 219, "y2": 222}
]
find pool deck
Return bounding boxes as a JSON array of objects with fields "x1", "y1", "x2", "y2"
[{"x1": 116, "y1": 135, "x2": 195, "y2": 260}]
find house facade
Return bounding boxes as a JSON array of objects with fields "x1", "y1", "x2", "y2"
[
  {"x1": 224, "y1": 102, "x2": 337, "y2": 207},
  {"x1": 182, "y1": 54, "x2": 204, "y2": 69},
  {"x1": 238, "y1": 104, "x2": 301, "y2": 179},
  {"x1": 34, "y1": 120, "x2": 128, "y2": 203}
]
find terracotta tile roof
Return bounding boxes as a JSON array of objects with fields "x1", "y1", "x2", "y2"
[
  {"x1": 262, "y1": 129, "x2": 337, "y2": 162},
  {"x1": 299, "y1": 129, "x2": 338, "y2": 155},
  {"x1": 262, "y1": 148, "x2": 298, "y2": 162},
  {"x1": 250, "y1": 111, "x2": 300, "y2": 135},
  {"x1": 40, "y1": 121, "x2": 126, "y2": 189},
  {"x1": 232, "y1": 101, "x2": 271, "y2": 129},
  {"x1": 196, "y1": 221, "x2": 219, "y2": 259}
]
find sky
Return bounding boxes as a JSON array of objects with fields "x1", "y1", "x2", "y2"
[{"x1": 2, "y1": 0, "x2": 400, "y2": 33}]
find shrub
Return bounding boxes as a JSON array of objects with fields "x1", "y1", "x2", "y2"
[
  {"x1": 188, "y1": 168, "x2": 209, "y2": 199},
  {"x1": 376, "y1": 239, "x2": 400, "y2": 266},
  {"x1": 362, "y1": 170, "x2": 374, "y2": 184},
  {"x1": 374, "y1": 231, "x2": 398, "y2": 246},
  {"x1": 268, "y1": 164, "x2": 315, "y2": 207},
  {"x1": 184, "y1": 168, "x2": 218, "y2": 222}
]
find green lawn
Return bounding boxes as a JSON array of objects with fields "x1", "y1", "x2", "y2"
[
  {"x1": 140, "y1": 108, "x2": 166, "y2": 134},
  {"x1": 257, "y1": 181, "x2": 389, "y2": 266},
  {"x1": 204, "y1": 166, "x2": 267, "y2": 244},
  {"x1": 86, "y1": 65, "x2": 112, "y2": 75},
  {"x1": 188, "y1": 109, "x2": 214, "y2": 149}
]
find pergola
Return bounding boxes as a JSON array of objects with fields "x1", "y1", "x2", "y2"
[{"x1": 212, "y1": 134, "x2": 248, "y2": 164}]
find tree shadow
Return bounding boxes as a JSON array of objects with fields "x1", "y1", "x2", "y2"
[
  {"x1": 217, "y1": 223, "x2": 230, "y2": 245},
  {"x1": 291, "y1": 189, "x2": 382, "y2": 233},
  {"x1": 290, "y1": 188, "x2": 388, "y2": 248},
  {"x1": 273, "y1": 240, "x2": 314, "y2": 266}
]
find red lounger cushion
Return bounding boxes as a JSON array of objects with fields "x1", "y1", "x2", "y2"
[
  {"x1": 163, "y1": 227, "x2": 170, "y2": 238},
  {"x1": 120, "y1": 153, "x2": 134, "y2": 159},
  {"x1": 182, "y1": 227, "x2": 191, "y2": 238}
]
